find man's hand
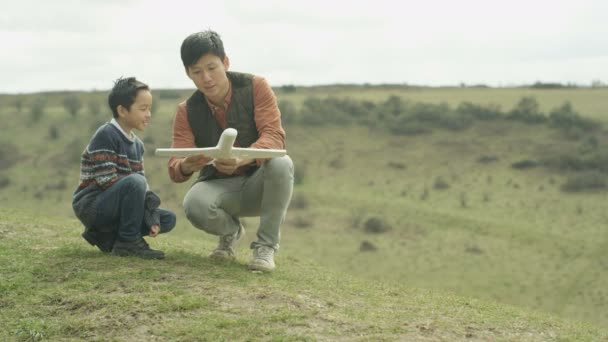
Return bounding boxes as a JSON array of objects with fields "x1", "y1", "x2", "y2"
[
  {"x1": 214, "y1": 158, "x2": 254, "y2": 175},
  {"x1": 149, "y1": 224, "x2": 160, "y2": 237},
  {"x1": 180, "y1": 155, "x2": 208, "y2": 175}
]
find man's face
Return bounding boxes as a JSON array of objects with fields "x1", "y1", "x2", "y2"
[
  {"x1": 118, "y1": 89, "x2": 152, "y2": 133},
  {"x1": 186, "y1": 53, "x2": 230, "y2": 102}
]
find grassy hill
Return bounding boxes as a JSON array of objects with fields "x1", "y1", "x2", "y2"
[
  {"x1": 1, "y1": 207, "x2": 606, "y2": 341},
  {"x1": 2, "y1": 85, "x2": 608, "y2": 336}
]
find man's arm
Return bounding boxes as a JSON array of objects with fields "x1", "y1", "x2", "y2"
[
  {"x1": 168, "y1": 102, "x2": 213, "y2": 183},
  {"x1": 249, "y1": 76, "x2": 286, "y2": 166}
]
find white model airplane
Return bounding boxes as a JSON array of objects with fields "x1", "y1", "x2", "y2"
[{"x1": 154, "y1": 128, "x2": 287, "y2": 159}]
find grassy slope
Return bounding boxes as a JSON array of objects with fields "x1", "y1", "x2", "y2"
[
  {"x1": 1, "y1": 207, "x2": 606, "y2": 341},
  {"x1": 2, "y1": 86, "x2": 608, "y2": 334}
]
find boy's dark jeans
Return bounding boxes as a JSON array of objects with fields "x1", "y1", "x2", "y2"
[{"x1": 95, "y1": 174, "x2": 176, "y2": 241}]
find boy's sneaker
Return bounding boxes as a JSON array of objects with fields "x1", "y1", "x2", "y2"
[
  {"x1": 82, "y1": 230, "x2": 115, "y2": 253},
  {"x1": 248, "y1": 246, "x2": 276, "y2": 272},
  {"x1": 209, "y1": 223, "x2": 245, "y2": 260},
  {"x1": 112, "y1": 237, "x2": 165, "y2": 259}
]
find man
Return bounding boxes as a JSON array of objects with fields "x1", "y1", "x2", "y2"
[{"x1": 168, "y1": 30, "x2": 293, "y2": 272}]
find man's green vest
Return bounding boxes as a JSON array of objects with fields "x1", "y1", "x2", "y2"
[{"x1": 186, "y1": 71, "x2": 259, "y2": 181}]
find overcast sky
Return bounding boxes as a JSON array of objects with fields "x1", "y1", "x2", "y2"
[{"x1": 1, "y1": 0, "x2": 607, "y2": 93}]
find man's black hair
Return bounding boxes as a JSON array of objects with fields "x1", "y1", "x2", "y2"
[
  {"x1": 108, "y1": 77, "x2": 149, "y2": 118},
  {"x1": 180, "y1": 30, "x2": 226, "y2": 68}
]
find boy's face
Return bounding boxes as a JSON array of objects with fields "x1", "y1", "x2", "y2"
[
  {"x1": 186, "y1": 53, "x2": 230, "y2": 103},
  {"x1": 117, "y1": 89, "x2": 152, "y2": 133}
]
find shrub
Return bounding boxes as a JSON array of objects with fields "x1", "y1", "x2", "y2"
[
  {"x1": 289, "y1": 194, "x2": 309, "y2": 210},
  {"x1": 477, "y1": 155, "x2": 499, "y2": 164},
  {"x1": 0, "y1": 175, "x2": 10, "y2": 189},
  {"x1": 433, "y1": 176, "x2": 450, "y2": 190},
  {"x1": 511, "y1": 159, "x2": 538, "y2": 169},
  {"x1": 88, "y1": 99, "x2": 101, "y2": 116},
  {"x1": 456, "y1": 102, "x2": 502, "y2": 120},
  {"x1": 49, "y1": 125, "x2": 60, "y2": 140},
  {"x1": 278, "y1": 100, "x2": 297, "y2": 125},
  {"x1": 359, "y1": 240, "x2": 377, "y2": 252},
  {"x1": 364, "y1": 217, "x2": 390, "y2": 234},
  {"x1": 292, "y1": 216, "x2": 313, "y2": 229},
  {"x1": 293, "y1": 161, "x2": 306, "y2": 186},
  {"x1": 507, "y1": 97, "x2": 547, "y2": 124},
  {"x1": 387, "y1": 162, "x2": 406, "y2": 169},
  {"x1": 561, "y1": 171, "x2": 607, "y2": 192},
  {"x1": 29, "y1": 97, "x2": 46, "y2": 123},
  {"x1": 549, "y1": 101, "x2": 597, "y2": 132},
  {"x1": 63, "y1": 94, "x2": 83, "y2": 117}
]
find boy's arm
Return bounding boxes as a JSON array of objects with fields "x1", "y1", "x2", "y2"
[{"x1": 85, "y1": 130, "x2": 120, "y2": 190}]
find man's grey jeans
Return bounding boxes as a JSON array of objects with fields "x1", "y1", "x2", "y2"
[{"x1": 183, "y1": 156, "x2": 294, "y2": 251}]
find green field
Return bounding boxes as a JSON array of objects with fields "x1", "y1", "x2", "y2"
[
  {"x1": 2, "y1": 85, "x2": 608, "y2": 339},
  {"x1": 3, "y1": 208, "x2": 606, "y2": 341}
]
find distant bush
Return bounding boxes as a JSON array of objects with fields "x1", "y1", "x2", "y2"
[
  {"x1": 159, "y1": 90, "x2": 182, "y2": 99},
  {"x1": 379, "y1": 95, "x2": 404, "y2": 117},
  {"x1": 388, "y1": 119, "x2": 432, "y2": 135},
  {"x1": 477, "y1": 155, "x2": 499, "y2": 164},
  {"x1": 549, "y1": 101, "x2": 597, "y2": 132},
  {"x1": 561, "y1": 171, "x2": 607, "y2": 192},
  {"x1": 278, "y1": 99, "x2": 296, "y2": 125},
  {"x1": 0, "y1": 143, "x2": 19, "y2": 170},
  {"x1": 0, "y1": 175, "x2": 10, "y2": 189},
  {"x1": 29, "y1": 97, "x2": 47, "y2": 123},
  {"x1": 437, "y1": 114, "x2": 473, "y2": 131},
  {"x1": 14, "y1": 96, "x2": 23, "y2": 113},
  {"x1": 289, "y1": 194, "x2": 309, "y2": 210},
  {"x1": 529, "y1": 82, "x2": 574, "y2": 89},
  {"x1": 433, "y1": 176, "x2": 450, "y2": 190},
  {"x1": 328, "y1": 158, "x2": 344, "y2": 169},
  {"x1": 456, "y1": 102, "x2": 502, "y2": 120},
  {"x1": 88, "y1": 99, "x2": 102, "y2": 116},
  {"x1": 550, "y1": 150, "x2": 608, "y2": 173},
  {"x1": 293, "y1": 161, "x2": 306, "y2": 186},
  {"x1": 63, "y1": 94, "x2": 83, "y2": 117},
  {"x1": 280, "y1": 85, "x2": 297, "y2": 93},
  {"x1": 363, "y1": 217, "x2": 390, "y2": 234},
  {"x1": 292, "y1": 216, "x2": 313, "y2": 229},
  {"x1": 387, "y1": 161, "x2": 406, "y2": 169},
  {"x1": 49, "y1": 125, "x2": 60, "y2": 140},
  {"x1": 359, "y1": 240, "x2": 377, "y2": 252},
  {"x1": 507, "y1": 97, "x2": 547, "y2": 124},
  {"x1": 511, "y1": 159, "x2": 538, "y2": 170}
]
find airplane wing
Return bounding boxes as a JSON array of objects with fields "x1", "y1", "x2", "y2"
[
  {"x1": 154, "y1": 147, "x2": 286, "y2": 159},
  {"x1": 155, "y1": 147, "x2": 221, "y2": 158},
  {"x1": 230, "y1": 147, "x2": 287, "y2": 159}
]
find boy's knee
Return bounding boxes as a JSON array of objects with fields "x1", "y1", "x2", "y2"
[
  {"x1": 264, "y1": 156, "x2": 294, "y2": 179},
  {"x1": 123, "y1": 174, "x2": 147, "y2": 192},
  {"x1": 164, "y1": 211, "x2": 177, "y2": 232}
]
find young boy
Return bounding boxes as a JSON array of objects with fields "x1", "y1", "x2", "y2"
[{"x1": 72, "y1": 77, "x2": 176, "y2": 259}]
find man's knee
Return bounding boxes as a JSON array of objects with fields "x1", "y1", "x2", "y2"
[
  {"x1": 264, "y1": 156, "x2": 294, "y2": 179},
  {"x1": 183, "y1": 194, "x2": 218, "y2": 234}
]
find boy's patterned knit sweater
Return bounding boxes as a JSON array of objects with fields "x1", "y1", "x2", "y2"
[{"x1": 72, "y1": 122, "x2": 145, "y2": 229}]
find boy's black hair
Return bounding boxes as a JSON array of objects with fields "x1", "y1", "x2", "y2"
[
  {"x1": 180, "y1": 30, "x2": 226, "y2": 69},
  {"x1": 108, "y1": 77, "x2": 149, "y2": 118}
]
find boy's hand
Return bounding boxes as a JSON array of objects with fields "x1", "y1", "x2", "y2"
[
  {"x1": 214, "y1": 158, "x2": 254, "y2": 175},
  {"x1": 149, "y1": 224, "x2": 160, "y2": 237}
]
